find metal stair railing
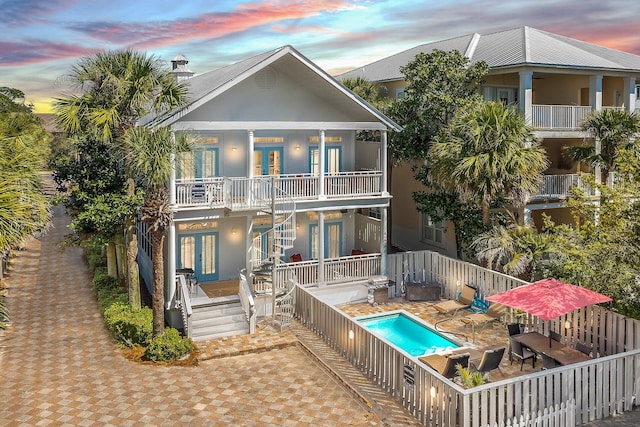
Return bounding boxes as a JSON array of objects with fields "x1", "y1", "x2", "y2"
[
  {"x1": 176, "y1": 275, "x2": 193, "y2": 338},
  {"x1": 274, "y1": 278, "x2": 297, "y2": 329}
]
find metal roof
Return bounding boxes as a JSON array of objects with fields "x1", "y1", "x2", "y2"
[
  {"x1": 141, "y1": 46, "x2": 401, "y2": 131},
  {"x1": 338, "y1": 26, "x2": 640, "y2": 82}
]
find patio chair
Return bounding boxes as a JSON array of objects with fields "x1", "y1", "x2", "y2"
[
  {"x1": 460, "y1": 303, "x2": 507, "y2": 331},
  {"x1": 472, "y1": 347, "x2": 505, "y2": 375},
  {"x1": 549, "y1": 330, "x2": 563, "y2": 343},
  {"x1": 440, "y1": 353, "x2": 470, "y2": 379},
  {"x1": 541, "y1": 352, "x2": 560, "y2": 370},
  {"x1": 434, "y1": 285, "x2": 477, "y2": 316},
  {"x1": 507, "y1": 322, "x2": 526, "y2": 336},
  {"x1": 289, "y1": 253, "x2": 303, "y2": 263},
  {"x1": 509, "y1": 337, "x2": 536, "y2": 370},
  {"x1": 575, "y1": 341, "x2": 592, "y2": 357}
]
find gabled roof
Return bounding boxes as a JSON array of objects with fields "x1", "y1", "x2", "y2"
[
  {"x1": 142, "y1": 45, "x2": 400, "y2": 131},
  {"x1": 338, "y1": 26, "x2": 640, "y2": 82}
]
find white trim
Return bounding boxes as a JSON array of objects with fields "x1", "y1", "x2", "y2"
[{"x1": 169, "y1": 121, "x2": 388, "y2": 131}]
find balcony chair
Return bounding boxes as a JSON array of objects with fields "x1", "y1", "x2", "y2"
[
  {"x1": 472, "y1": 347, "x2": 506, "y2": 375},
  {"x1": 289, "y1": 253, "x2": 303, "y2": 263},
  {"x1": 434, "y1": 285, "x2": 477, "y2": 316},
  {"x1": 509, "y1": 337, "x2": 536, "y2": 371}
]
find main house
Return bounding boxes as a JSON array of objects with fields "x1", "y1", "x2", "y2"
[
  {"x1": 339, "y1": 26, "x2": 640, "y2": 258},
  {"x1": 137, "y1": 46, "x2": 400, "y2": 340}
]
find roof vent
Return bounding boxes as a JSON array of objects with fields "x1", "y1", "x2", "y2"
[{"x1": 255, "y1": 66, "x2": 277, "y2": 90}]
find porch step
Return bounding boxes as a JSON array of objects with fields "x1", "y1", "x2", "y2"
[{"x1": 190, "y1": 301, "x2": 249, "y2": 341}]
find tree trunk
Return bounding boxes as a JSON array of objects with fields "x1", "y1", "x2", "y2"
[
  {"x1": 482, "y1": 201, "x2": 490, "y2": 225},
  {"x1": 106, "y1": 242, "x2": 117, "y2": 278},
  {"x1": 127, "y1": 226, "x2": 141, "y2": 309},
  {"x1": 150, "y1": 228, "x2": 166, "y2": 337},
  {"x1": 115, "y1": 234, "x2": 126, "y2": 281}
]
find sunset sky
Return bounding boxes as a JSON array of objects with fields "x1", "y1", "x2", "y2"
[{"x1": 3, "y1": 0, "x2": 640, "y2": 113}]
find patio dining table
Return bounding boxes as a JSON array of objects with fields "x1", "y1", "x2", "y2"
[{"x1": 513, "y1": 332, "x2": 591, "y2": 366}]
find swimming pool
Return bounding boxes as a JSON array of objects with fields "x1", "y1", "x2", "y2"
[{"x1": 358, "y1": 311, "x2": 460, "y2": 357}]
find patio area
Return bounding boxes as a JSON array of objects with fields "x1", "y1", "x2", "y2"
[{"x1": 337, "y1": 298, "x2": 542, "y2": 381}]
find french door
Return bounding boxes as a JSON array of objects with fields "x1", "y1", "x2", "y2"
[
  {"x1": 177, "y1": 146, "x2": 218, "y2": 180},
  {"x1": 310, "y1": 222, "x2": 343, "y2": 259},
  {"x1": 177, "y1": 232, "x2": 219, "y2": 282},
  {"x1": 254, "y1": 147, "x2": 283, "y2": 176}
]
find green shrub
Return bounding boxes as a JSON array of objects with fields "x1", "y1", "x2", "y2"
[
  {"x1": 86, "y1": 252, "x2": 106, "y2": 274},
  {"x1": 93, "y1": 271, "x2": 118, "y2": 292},
  {"x1": 104, "y1": 302, "x2": 153, "y2": 347},
  {"x1": 143, "y1": 328, "x2": 194, "y2": 361}
]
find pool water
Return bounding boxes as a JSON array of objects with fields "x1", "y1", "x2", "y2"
[{"x1": 359, "y1": 312, "x2": 459, "y2": 357}]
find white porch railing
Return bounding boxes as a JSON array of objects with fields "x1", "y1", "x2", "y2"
[
  {"x1": 239, "y1": 271, "x2": 256, "y2": 334},
  {"x1": 176, "y1": 275, "x2": 193, "y2": 336},
  {"x1": 531, "y1": 174, "x2": 590, "y2": 200},
  {"x1": 174, "y1": 171, "x2": 383, "y2": 208},
  {"x1": 532, "y1": 105, "x2": 592, "y2": 130},
  {"x1": 250, "y1": 253, "x2": 381, "y2": 293}
]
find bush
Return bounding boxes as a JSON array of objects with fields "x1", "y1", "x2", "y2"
[
  {"x1": 143, "y1": 328, "x2": 194, "y2": 361},
  {"x1": 93, "y1": 271, "x2": 118, "y2": 292},
  {"x1": 104, "y1": 302, "x2": 153, "y2": 347}
]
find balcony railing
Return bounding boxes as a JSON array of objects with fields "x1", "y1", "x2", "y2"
[
  {"x1": 253, "y1": 253, "x2": 382, "y2": 293},
  {"x1": 531, "y1": 174, "x2": 591, "y2": 200},
  {"x1": 531, "y1": 105, "x2": 592, "y2": 130},
  {"x1": 175, "y1": 171, "x2": 384, "y2": 209}
]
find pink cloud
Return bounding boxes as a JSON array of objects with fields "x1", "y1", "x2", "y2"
[
  {"x1": 4, "y1": 0, "x2": 76, "y2": 26},
  {"x1": 67, "y1": 0, "x2": 357, "y2": 50},
  {"x1": 0, "y1": 40, "x2": 97, "y2": 66}
]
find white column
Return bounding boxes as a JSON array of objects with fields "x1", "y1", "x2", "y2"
[
  {"x1": 380, "y1": 207, "x2": 388, "y2": 277},
  {"x1": 623, "y1": 77, "x2": 637, "y2": 112},
  {"x1": 595, "y1": 137, "x2": 602, "y2": 188},
  {"x1": 519, "y1": 70, "x2": 533, "y2": 125},
  {"x1": 167, "y1": 134, "x2": 177, "y2": 309},
  {"x1": 169, "y1": 135, "x2": 176, "y2": 206},
  {"x1": 318, "y1": 212, "x2": 325, "y2": 287},
  {"x1": 318, "y1": 130, "x2": 326, "y2": 199},
  {"x1": 246, "y1": 217, "x2": 253, "y2": 274},
  {"x1": 589, "y1": 75, "x2": 603, "y2": 111},
  {"x1": 248, "y1": 130, "x2": 255, "y2": 179},
  {"x1": 167, "y1": 222, "x2": 176, "y2": 309},
  {"x1": 381, "y1": 130, "x2": 388, "y2": 195},
  {"x1": 523, "y1": 207, "x2": 532, "y2": 226}
]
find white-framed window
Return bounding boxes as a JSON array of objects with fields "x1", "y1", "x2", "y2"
[{"x1": 421, "y1": 213, "x2": 444, "y2": 245}]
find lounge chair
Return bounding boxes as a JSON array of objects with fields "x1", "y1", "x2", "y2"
[
  {"x1": 460, "y1": 303, "x2": 507, "y2": 331},
  {"x1": 509, "y1": 337, "x2": 536, "y2": 370},
  {"x1": 422, "y1": 353, "x2": 470, "y2": 379},
  {"x1": 472, "y1": 347, "x2": 506, "y2": 375},
  {"x1": 434, "y1": 285, "x2": 477, "y2": 315}
]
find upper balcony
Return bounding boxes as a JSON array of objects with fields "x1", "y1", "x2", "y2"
[
  {"x1": 175, "y1": 171, "x2": 385, "y2": 210},
  {"x1": 531, "y1": 105, "x2": 592, "y2": 130}
]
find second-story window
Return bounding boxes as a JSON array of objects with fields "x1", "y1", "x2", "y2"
[{"x1": 310, "y1": 147, "x2": 341, "y2": 175}]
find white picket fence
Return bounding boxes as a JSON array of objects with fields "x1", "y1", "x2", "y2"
[{"x1": 488, "y1": 400, "x2": 575, "y2": 427}]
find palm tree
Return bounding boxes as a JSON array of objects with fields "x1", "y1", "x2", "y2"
[
  {"x1": 430, "y1": 101, "x2": 549, "y2": 224},
  {"x1": 471, "y1": 215, "x2": 556, "y2": 281},
  {"x1": 124, "y1": 126, "x2": 190, "y2": 336},
  {"x1": 565, "y1": 108, "x2": 640, "y2": 184},
  {"x1": 55, "y1": 50, "x2": 189, "y2": 308}
]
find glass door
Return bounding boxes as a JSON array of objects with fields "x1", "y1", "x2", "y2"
[
  {"x1": 254, "y1": 147, "x2": 283, "y2": 176},
  {"x1": 177, "y1": 232, "x2": 219, "y2": 282},
  {"x1": 309, "y1": 222, "x2": 343, "y2": 259},
  {"x1": 177, "y1": 146, "x2": 218, "y2": 180}
]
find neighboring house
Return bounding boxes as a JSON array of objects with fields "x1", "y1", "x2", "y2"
[
  {"x1": 138, "y1": 47, "x2": 400, "y2": 340},
  {"x1": 339, "y1": 26, "x2": 640, "y2": 257}
]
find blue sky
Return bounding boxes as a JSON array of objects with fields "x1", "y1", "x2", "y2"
[{"x1": 2, "y1": 0, "x2": 639, "y2": 113}]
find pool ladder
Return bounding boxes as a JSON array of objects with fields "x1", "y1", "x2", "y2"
[{"x1": 434, "y1": 318, "x2": 469, "y2": 342}]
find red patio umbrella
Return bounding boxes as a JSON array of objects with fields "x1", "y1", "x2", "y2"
[{"x1": 486, "y1": 278, "x2": 612, "y2": 321}]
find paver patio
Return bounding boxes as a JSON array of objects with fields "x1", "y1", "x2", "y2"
[{"x1": 0, "y1": 206, "x2": 386, "y2": 426}]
